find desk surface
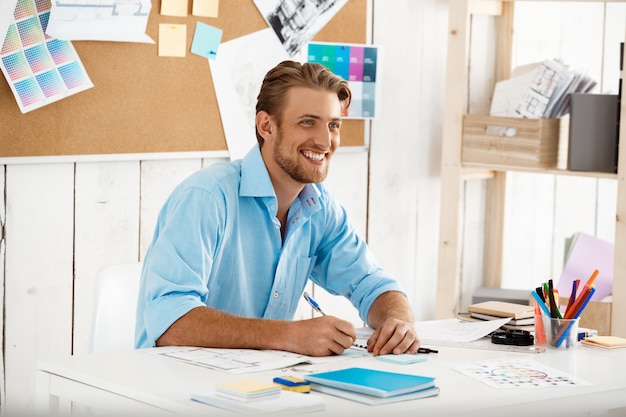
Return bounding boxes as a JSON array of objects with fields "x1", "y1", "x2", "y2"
[{"x1": 37, "y1": 341, "x2": 626, "y2": 417}]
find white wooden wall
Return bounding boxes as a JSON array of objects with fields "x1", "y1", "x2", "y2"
[{"x1": 0, "y1": 0, "x2": 622, "y2": 414}]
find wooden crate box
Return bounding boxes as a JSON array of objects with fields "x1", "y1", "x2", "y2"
[{"x1": 462, "y1": 115, "x2": 560, "y2": 168}]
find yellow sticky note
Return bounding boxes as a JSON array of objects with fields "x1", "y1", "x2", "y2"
[
  {"x1": 158, "y1": 24, "x2": 187, "y2": 57},
  {"x1": 192, "y1": 0, "x2": 218, "y2": 17},
  {"x1": 161, "y1": 0, "x2": 188, "y2": 16}
]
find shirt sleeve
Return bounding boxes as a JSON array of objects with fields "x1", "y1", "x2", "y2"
[
  {"x1": 139, "y1": 183, "x2": 226, "y2": 347},
  {"x1": 308, "y1": 187, "x2": 407, "y2": 325}
]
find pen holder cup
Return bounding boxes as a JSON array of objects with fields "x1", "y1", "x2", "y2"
[{"x1": 535, "y1": 315, "x2": 580, "y2": 349}]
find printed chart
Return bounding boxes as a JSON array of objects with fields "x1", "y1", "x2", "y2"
[
  {"x1": 446, "y1": 358, "x2": 591, "y2": 389},
  {"x1": 307, "y1": 42, "x2": 380, "y2": 119},
  {"x1": 0, "y1": 0, "x2": 93, "y2": 113}
]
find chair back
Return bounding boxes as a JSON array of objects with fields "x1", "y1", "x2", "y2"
[{"x1": 88, "y1": 262, "x2": 143, "y2": 353}]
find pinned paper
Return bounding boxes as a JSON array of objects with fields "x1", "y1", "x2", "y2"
[
  {"x1": 192, "y1": 0, "x2": 218, "y2": 17},
  {"x1": 161, "y1": 0, "x2": 188, "y2": 17},
  {"x1": 158, "y1": 24, "x2": 187, "y2": 57},
  {"x1": 191, "y1": 22, "x2": 222, "y2": 59}
]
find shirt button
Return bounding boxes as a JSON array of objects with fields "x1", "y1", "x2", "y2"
[
  {"x1": 271, "y1": 205, "x2": 276, "y2": 210},
  {"x1": 273, "y1": 291, "x2": 279, "y2": 298}
]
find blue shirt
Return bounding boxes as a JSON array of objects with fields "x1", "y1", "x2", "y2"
[{"x1": 135, "y1": 145, "x2": 406, "y2": 348}]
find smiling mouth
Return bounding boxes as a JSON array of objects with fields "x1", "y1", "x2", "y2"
[{"x1": 302, "y1": 150, "x2": 326, "y2": 161}]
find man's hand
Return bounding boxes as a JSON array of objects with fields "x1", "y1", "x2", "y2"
[
  {"x1": 365, "y1": 291, "x2": 420, "y2": 356},
  {"x1": 285, "y1": 316, "x2": 357, "y2": 357},
  {"x1": 366, "y1": 317, "x2": 419, "y2": 356}
]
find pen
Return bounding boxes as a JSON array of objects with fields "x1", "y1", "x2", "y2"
[
  {"x1": 417, "y1": 347, "x2": 438, "y2": 354},
  {"x1": 303, "y1": 292, "x2": 367, "y2": 351},
  {"x1": 303, "y1": 291, "x2": 326, "y2": 316}
]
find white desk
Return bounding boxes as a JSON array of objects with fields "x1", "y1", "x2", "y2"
[{"x1": 36, "y1": 342, "x2": 626, "y2": 417}]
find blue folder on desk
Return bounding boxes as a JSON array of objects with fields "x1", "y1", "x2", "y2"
[{"x1": 304, "y1": 367, "x2": 436, "y2": 398}]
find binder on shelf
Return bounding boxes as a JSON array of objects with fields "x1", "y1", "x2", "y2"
[{"x1": 568, "y1": 93, "x2": 619, "y2": 173}]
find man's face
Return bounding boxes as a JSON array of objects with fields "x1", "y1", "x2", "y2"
[{"x1": 271, "y1": 87, "x2": 343, "y2": 184}]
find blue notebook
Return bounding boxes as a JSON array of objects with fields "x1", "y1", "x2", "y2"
[{"x1": 303, "y1": 367, "x2": 436, "y2": 398}]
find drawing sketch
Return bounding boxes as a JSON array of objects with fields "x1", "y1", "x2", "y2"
[{"x1": 254, "y1": 0, "x2": 347, "y2": 56}]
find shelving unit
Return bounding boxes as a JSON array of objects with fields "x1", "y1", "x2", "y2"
[{"x1": 436, "y1": 0, "x2": 626, "y2": 337}]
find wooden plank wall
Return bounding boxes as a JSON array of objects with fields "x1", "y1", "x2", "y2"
[{"x1": 0, "y1": 1, "x2": 624, "y2": 414}]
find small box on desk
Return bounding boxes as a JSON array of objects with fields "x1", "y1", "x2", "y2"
[{"x1": 462, "y1": 115, "x2": 560, "y2": 168}]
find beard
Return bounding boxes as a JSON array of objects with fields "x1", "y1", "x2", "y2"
[{"x1": 273, "y1": 128, "x2": 330, "y2": 184}]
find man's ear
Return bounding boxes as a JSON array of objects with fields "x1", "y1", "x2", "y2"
[{"x1": 256, "y1": 111, "x2": 275, "y2": 142}]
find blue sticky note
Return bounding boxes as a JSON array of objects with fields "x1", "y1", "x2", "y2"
[
  {"x1": 375, "y1": 354, "x2": 427, "y2": 365},
  {"x1": 191, "y1": 22, "x2": 222, "y2": 59}
]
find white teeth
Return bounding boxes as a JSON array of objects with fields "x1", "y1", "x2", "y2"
[{"x1": 303, "y1": 151, "x2": 325, "y2": 161}]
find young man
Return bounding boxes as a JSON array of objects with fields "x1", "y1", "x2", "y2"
[{"x1": 135, "y1": 60, "x2": 419, "y2": 357}]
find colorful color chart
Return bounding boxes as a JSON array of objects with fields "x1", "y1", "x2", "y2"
[
  {"x1": 446, "y1": 359, "x2": 591, "y2": 389},
  {"x1": 0, "y1": 0, "x2": 93, "y2": 113},
  {"x1": 307, "y1": 42, "x2": 379, "y2": 119}
]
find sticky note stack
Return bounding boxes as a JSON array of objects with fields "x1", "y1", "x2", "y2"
[
  {"x1": 215, "y1": 379, "x2": 281, "y2": 403},
  {"x1": 581, "y1": 336, "x2": 626, "y2": 350},
  {"x1": 273, "y1": 376, "x2": 312, "y2": 393}
]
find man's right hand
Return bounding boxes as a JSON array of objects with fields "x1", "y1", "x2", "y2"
[{"x1": 284, "y1": 316, "x2": 357, "y2": 357}]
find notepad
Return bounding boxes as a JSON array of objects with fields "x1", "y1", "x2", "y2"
[
  {"x1": 304, "y1": 367, "x2": 436, "y2": 398},
  {"x1": 310, "y1": 383, "x2": 440, "y2": 405},
  {"x1": 375, "y1": 354, "x2": 428, "y2": 365},
  {"x1": 581, "y1": 336, "x2": 626, "y2": 350},
  {"x1": 191, "y1": 390, "x2": 325, "y2": 415},
  {"x1": 215, "y1": 379, "x2": 281, "y2": 402}
]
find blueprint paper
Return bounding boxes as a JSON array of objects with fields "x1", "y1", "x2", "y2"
[
  {"x1": 0, "y1": 0, "x2": 93, "y2": 113},
  {"x1": 46, "y1": 0, "x2": 153, "y2": 43}
]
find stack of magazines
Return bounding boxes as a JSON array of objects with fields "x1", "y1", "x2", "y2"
[{"x1": 490, "y1": 59, "x2": 597, "y2": 120}]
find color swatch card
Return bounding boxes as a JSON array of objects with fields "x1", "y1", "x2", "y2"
[
  {"x1": 0, "y1": 0, "x2": 93, "y2": 113},
  {"x1": 307, "y1": 42, "x2": 380, "y2": 119}
]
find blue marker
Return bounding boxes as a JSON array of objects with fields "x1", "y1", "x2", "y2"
[{"x1": 531, "y1": 291, "x2": 551, "y2": 317}]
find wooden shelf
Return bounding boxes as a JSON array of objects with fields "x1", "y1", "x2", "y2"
[
  {"x1": 462, "y1": 163, "x2": 619, "y2": 180},
  {"x1": 436, "y1": 0, "x2": 626, "y2": 338}
]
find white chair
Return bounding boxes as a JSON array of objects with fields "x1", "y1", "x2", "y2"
[{"x1": 88, "y1": 262, "x2": 143, "y2": 353}]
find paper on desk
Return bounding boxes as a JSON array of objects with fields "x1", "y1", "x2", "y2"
[
  {"x1": 150, "y1": 346, "x2": 366, "y2": 374},
  {"x1": 356, "y1": 318, "x2": 509, "y2": 345},
  {"x1": 415, "y1": 318, "x2": 510, "y2": 343}
]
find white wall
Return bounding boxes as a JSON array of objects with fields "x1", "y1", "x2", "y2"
[{"x1": 0, "y1": 0, "x2": 623, "y2": 413}]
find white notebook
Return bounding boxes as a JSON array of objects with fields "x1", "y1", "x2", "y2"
[{"x1": 191, "y1": 389, "x2": 324, "y2": 415}]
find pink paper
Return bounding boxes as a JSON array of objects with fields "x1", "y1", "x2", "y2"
[{"x1": 556, "y1": 232, "x2": 613, "y2": 301}]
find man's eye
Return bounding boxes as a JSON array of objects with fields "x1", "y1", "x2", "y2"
[
  {"x1": 329, "y1": 122, "x2": 341, "y2": 129},
  {"x1": 301, "y1": 119, "x2": 314, "y2": 126}
]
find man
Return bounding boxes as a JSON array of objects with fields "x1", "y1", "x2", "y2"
[{"x1": 135, "y1": 60, "x2": 419, "y2": 357}]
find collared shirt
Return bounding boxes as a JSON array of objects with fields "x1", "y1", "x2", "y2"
[{"x1": 135, "y1": 145, "x2": 406, "y2": 348}]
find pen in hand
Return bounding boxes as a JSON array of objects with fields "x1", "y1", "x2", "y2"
[
  {"x1": 303, "y1": 291, "x2": 365, "y2": 351},
  {"x1": 303, "y1": 291, "x2": 326, "y2": 316}
]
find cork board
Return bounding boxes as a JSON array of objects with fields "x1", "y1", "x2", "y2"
[{"x1": 1, "y1": 0, "x2": 366, "y2": 157}]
